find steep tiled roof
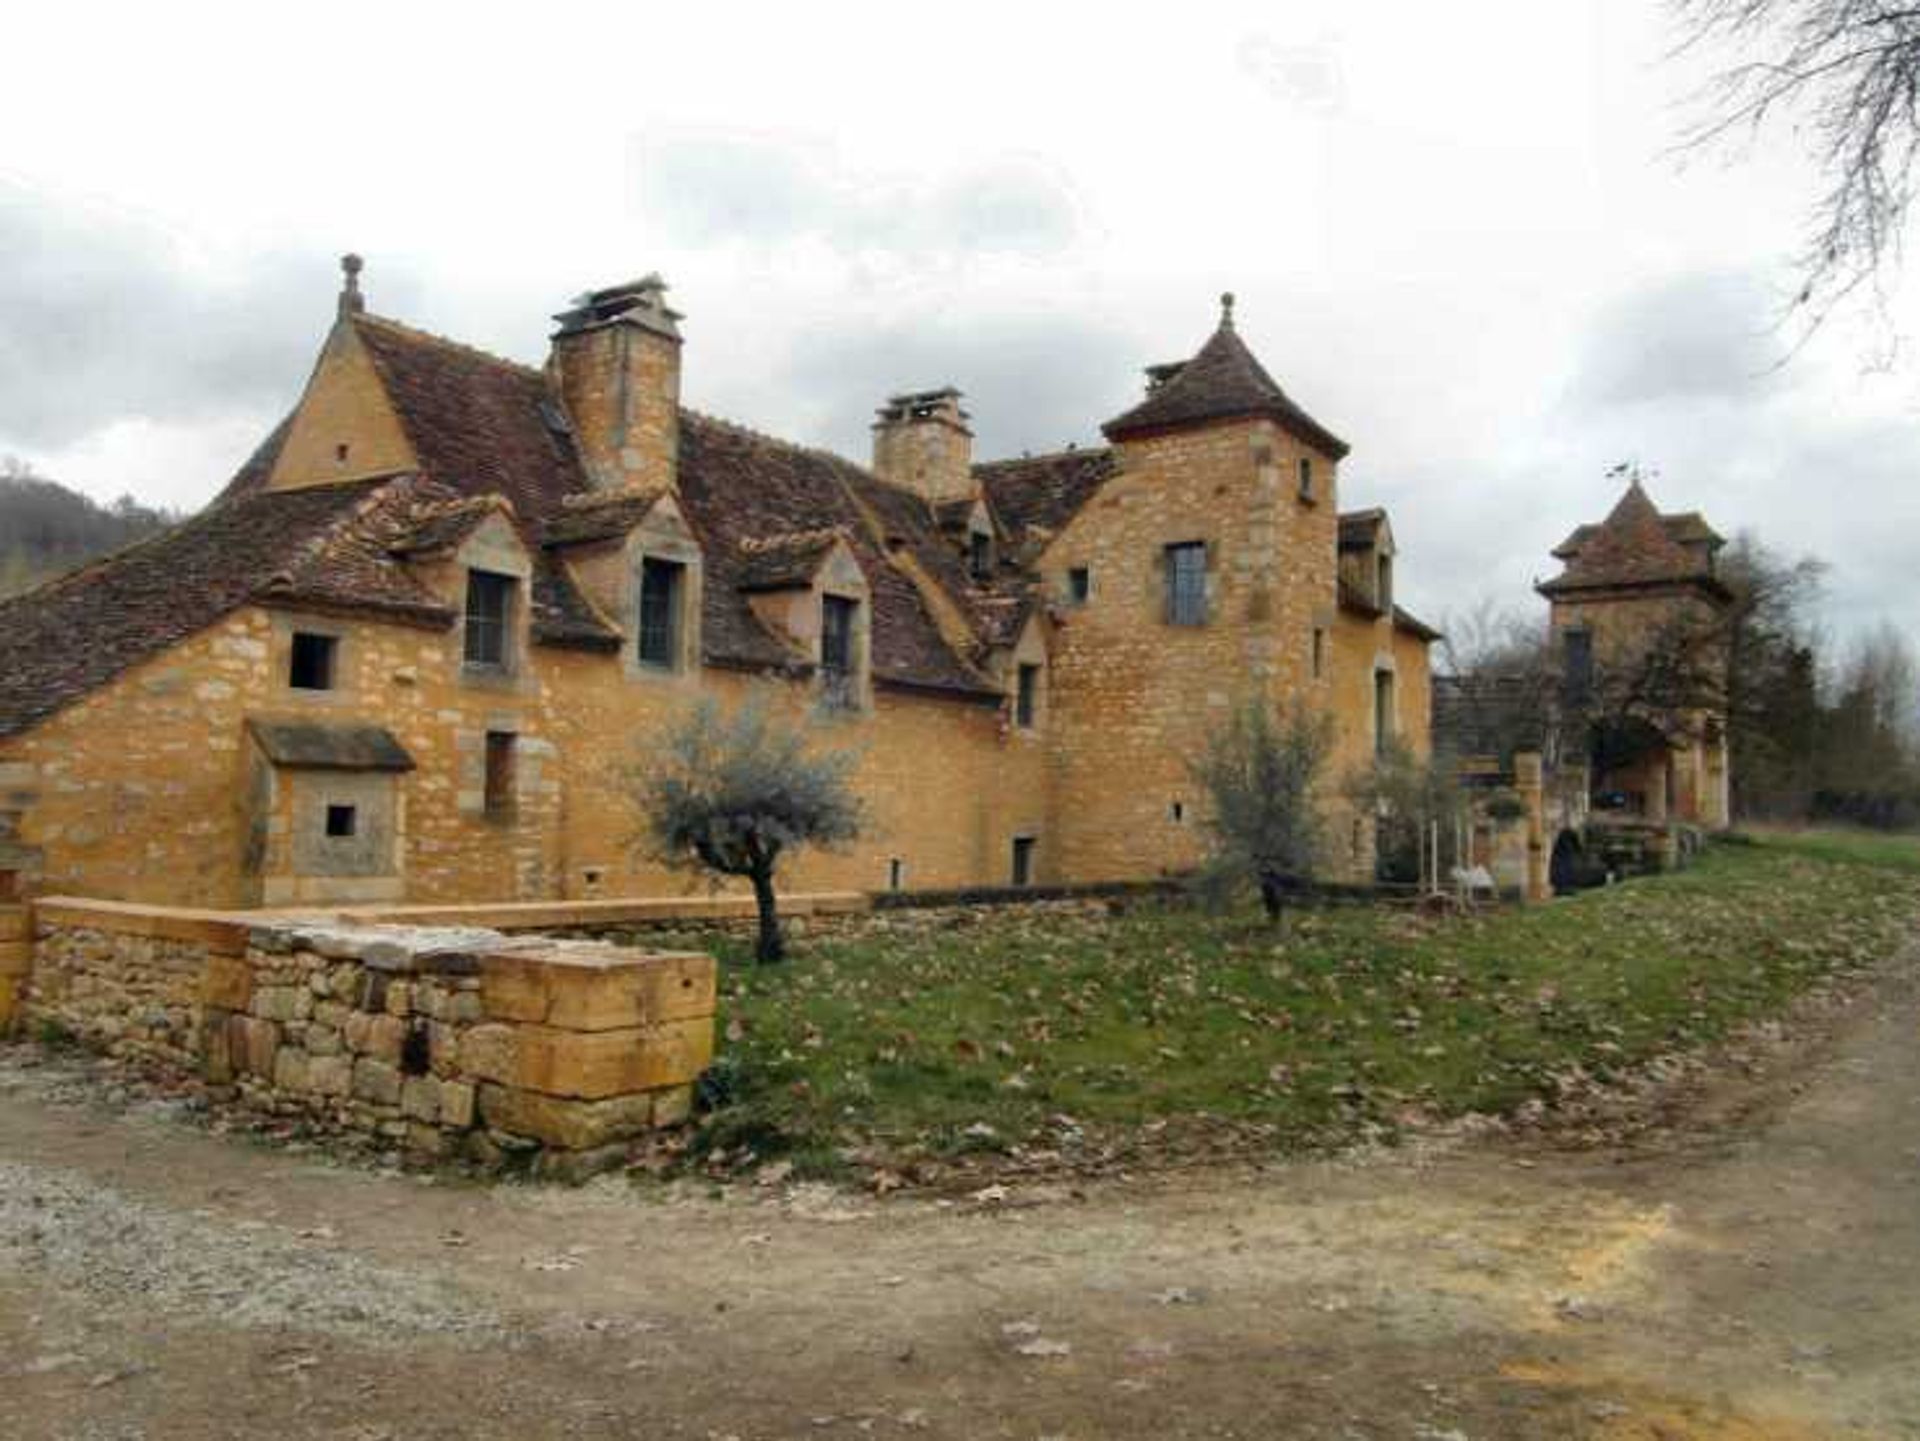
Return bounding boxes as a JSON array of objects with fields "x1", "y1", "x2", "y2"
[
  {"x1": 389, "y1": 496, "x2": 505, "y2": 556},
  {"x1": 736, "y1": 529, "x2": 846, "y2": 592},
  {"x1": 1103, "y1": 307, "x2": 1350, "y2": 459},
  {"x1": 975, "y1": 447, "x2": 1118, "y2": 557},
  {"x1": 530, "y1": 555, "x2": 622, "y2": 652},
  {"x1": 1551, "y1": 507, "x2": 1724, "y2": 560},
  {"x1": 0, "y1": 478, "x2": 415, "y2": 739},
  {"x1": 675, "y1": 414, "x2": 998, "y2": 695},
  {"x1": 1539, "y1": 482, "x2": 1730, "y2": 598},
  {"x1": 351, "y1": 314, "x2": 586, "y2": 527},
  {"x1": 1393, "y1": 605, "x2": 1442, "y2": 643}
]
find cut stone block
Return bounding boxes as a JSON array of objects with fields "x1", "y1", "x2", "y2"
[
  {"x1": 476, "y1": 1082, "x2": 656, "y2": 1149},
  {"x1": 479, "y1": 944, "x2": 714, "y2": 1032}
]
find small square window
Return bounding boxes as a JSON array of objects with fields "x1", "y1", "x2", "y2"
[
  {"x1": 1067, "y1": 567, "x2": 1091, "y2": 604},
  {"x1": 289, "y1": 632, "x2": 337, "y2": 691},
  {"x1": 325, "y1": 804, "x2": 357, "y2": 839}
]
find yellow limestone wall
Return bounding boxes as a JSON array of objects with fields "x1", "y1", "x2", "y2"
[
  {"x1": 0, "y1": 590, "x2": 1049, "y2": 908},
  {"x1": 266, "y1": 321, "x2": 418, "y2": 491},
  {"x1": 1037, "y1": 417, "x2": 1345, "y2": 883}
]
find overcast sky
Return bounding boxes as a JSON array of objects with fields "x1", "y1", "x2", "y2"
[{"x1": 4, "y1": 0, "x2": 1916, "y2": 652}]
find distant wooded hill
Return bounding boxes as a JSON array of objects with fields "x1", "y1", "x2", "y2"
[{"x1": 0, "y1": 461, "x2": 179, "y2": 598}]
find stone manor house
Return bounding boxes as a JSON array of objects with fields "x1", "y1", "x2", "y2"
[{"x1": 0, "y1": 261, "x2": 1448, "y2": 910}]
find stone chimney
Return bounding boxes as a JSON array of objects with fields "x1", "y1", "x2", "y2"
[
  {"x1": 871, "y1": 388, "x2": 975, "y2": 504},
  {"x1": 548, "y1": 275, "x2": 683, "y2": 492}
]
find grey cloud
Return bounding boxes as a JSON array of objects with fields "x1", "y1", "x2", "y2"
[
  {"x1": 1573, "y1": 271, "x2": 1784, "y2": 409},
  {"x1": 777, "y1": 310, "x2": 1144, "y2": 464},
  {"x1": 635, "y1": 133, "x2": 1079, "y2": 257},
  {"x1": 0, "y1": 187, "x2": 413, "y2": 449}
]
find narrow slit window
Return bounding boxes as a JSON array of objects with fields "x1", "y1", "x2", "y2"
[
  {"x1": 887, "y1": 858, "x2": 905, "y2": 892},
  {"x1": 1011, "y1": 835, "x2": 1037, "y2": 888},
  {"x1": 1374, "y1": 669, "x2": 1395, "y2": 756},
  {"x1": 1068, "y1": 566, "x2": 1091, "y2": 604},
  {"x1": 1311, "y1": 626, "x2": 1326, "y2": 680},
  {"x1": 821, "y1": 594, "x2": 858, "y2": 706},
  {"x1": 1298, "y1": 456, "x2": 1315, "y2": 500},
  {"x1": 637, "y1": 557, "x2": 684, "y2": 669},
  {"x1": 1015, "y1": 663, "x2": 1040, "y2": 729},
  {"x1": 484, "y1": 731, "x2": 516, "y2": 816},
  {"x1": 325, "y1": 804, "x2": 357, "y2": 838},
  {"x1": 289, "y1": 632, "x2": 337, "y2": 691}
]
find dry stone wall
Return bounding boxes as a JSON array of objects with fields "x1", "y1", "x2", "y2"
[{"x1": 13, "y1": 899, "x2": 714, "y2": 1175}]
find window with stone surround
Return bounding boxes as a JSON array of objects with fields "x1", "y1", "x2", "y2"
[
  {"x1": 1067, "y1": 567, "x2": 1091, "y2": 605},
  {"x1": 289, "y1": 632, "x2": 338, "y2": 691},
  {"x1": 1312, "y1": 626, "x2": 1327, "y2": 679},
  {"x1": 637, "y1": 556, "x2": 685, "y2": 669},
  {"x1": 325, "y1": 803, "x2": 357, "y2": 838},
  {"x1": 1298, "y1": 456, "x2": 1316, "y2": 501},
  {"x1": 1165, "y1": 542, "x2": 1208, "y2": 626},
  {"x1": 484, "y1": 731, "x2": 517, "y2": 817},
  {"x1": 463, "y1": 570, "x2": 516, "y2": 670},
  {"x1": 1015, "y1": 663, "x2": 1040, "y2": 729},
  {"x1": 1374, "y1": 668, "x2": 1395, "y2": 756},
  {"x1": 821, "y1": 594, "x2": 860, "y2": 708}
]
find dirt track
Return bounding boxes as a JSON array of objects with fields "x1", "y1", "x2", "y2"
[{"x1": 3, "y1": 954, "x2": 1917, "y2": 1440}]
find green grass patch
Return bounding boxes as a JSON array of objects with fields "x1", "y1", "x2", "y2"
[{"x1": 694, "y1": 835, "x2": 1920, "y2": 1178}]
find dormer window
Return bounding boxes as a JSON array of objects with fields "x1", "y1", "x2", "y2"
[
  {"x1": 968, "y1": 528, "x2": 993, "y2": 582},
  {"x1": 463, "y1": 570, "x2": 516, "y2": 670},
  {"x1": 637, "y1": 556, "x2": 685, "y2": 669},
  {"x1": 821, "y1": 594, "x2": 860, "y2": 708},
  {"x1": 1376, "y1": 553, "x2": 1394, "y2": 612}
]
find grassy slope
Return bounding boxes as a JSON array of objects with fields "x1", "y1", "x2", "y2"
[{"x1": 686, "y1": 832, "x2": 1920, "y2": 1175}]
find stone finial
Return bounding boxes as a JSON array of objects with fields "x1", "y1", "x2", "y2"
[
  {"x1": 1220, "y1": 291, "x2": 1236, "y2": 329},
  {"x1": 339, "y1": 253, "x2": 366, "y2": 318}
]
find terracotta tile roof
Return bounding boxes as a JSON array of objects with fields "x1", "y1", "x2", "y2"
[
  {"x1": 675, "y1": 413, "x2": 999, "y2": 696},
  {"x1": 540, "y1": 489, "x2": 666, "y2": 548},
  {"x1": 975, "y1": 447, "x2": 1118, "y2": 557},
  {"x1": 1539, "y1": 482, "x2": 1730, "y2": 598},
  {"x1": 735, "y1": 529, "x2": 846, "y2": 592},
  {"x1": 530, "y1": 554, "x2": 622, "y2": 652},
  {"x1": 1102, "y1": 308, "x2": 1350, "y2": 459},
  {"x1": 388, "y1": 496, "x2": 505, "y2": 556},
  {"x1": 0, "y1": 477, "x2": 411, "y2": 739},
  {"x1": 1551, "y1": 507, "x2": 1724, "y2": 561},
  {"x1": 350, "y1": 314, "x2": 585, "y2": 528}
]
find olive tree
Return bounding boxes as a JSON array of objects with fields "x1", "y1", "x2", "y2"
[
  {"x1": 1190, "y1": 699, "x2": 1334, "y2": 923},
  {"x1": 626, "y1": 692, "x2": 863, "y2": 963}
]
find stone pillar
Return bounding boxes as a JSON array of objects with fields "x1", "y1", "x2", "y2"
[
  {"x1": 1514, "y1": 750, "x2": 1549, "y2": 903},
  {"x1": 0, "y1": 903, "x2": 27, "y2": 1033}
]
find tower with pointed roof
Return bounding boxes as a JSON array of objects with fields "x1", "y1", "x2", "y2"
[{"x1": 1538, "y1": 477, "x2": 1732, "y2": 830}]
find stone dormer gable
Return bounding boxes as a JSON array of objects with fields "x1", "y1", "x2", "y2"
[
  {"x1": 736, "y1": 528, "x2": 850, "y2": 594},
  {"x1": 1102, "y1": 295, "x2": 1350, "y2": 459},
  {"x1": 1539, "y1": 481, "x2": 1731, "y2": 600}
]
